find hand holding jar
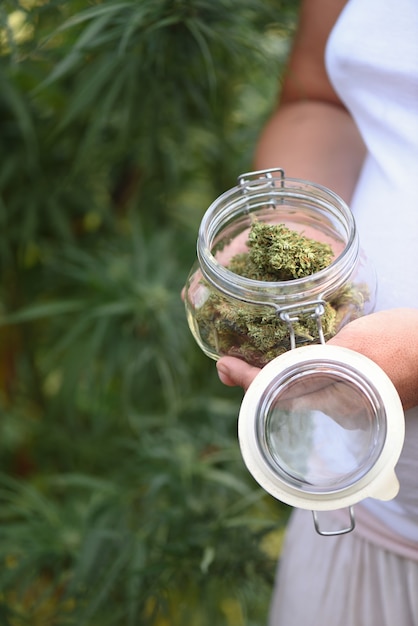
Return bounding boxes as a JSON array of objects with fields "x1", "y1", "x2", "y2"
[{"x1": 217, "y1": 307, "x2": 418, "y2": 412}]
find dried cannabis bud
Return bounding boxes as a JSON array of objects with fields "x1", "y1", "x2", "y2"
[
  {"x1": 196, "y1": 220, "x2": 365, "y2": 367},
  {"x1": 228, "y1": 220, "x2": 334, "y2": 280}
]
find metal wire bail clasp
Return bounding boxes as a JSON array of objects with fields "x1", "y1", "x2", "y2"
[
  {"x1": 279, "y1": 300, "x2": 327, "y2": 349},
  {"x1": 237, "y1": 167, "x2": 285, "y2": 190},
  {"x1": 237, "y1": 168, "x2": 285, "y2": 211},
  {"x1": 278, "y1": 299, "x2": 356, "y2": 536}
]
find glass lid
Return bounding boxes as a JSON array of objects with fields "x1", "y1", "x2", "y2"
[
  {"x1": 260, "y1": 365, "x2": 385, "y2": 494},
  {"x1": 238, "y1": 345, "x2": 405, "y2": 513}
]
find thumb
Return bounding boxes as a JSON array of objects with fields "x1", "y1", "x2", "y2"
[{"x1": 216, "y1": 356, "x2": 261, "y2": 391}]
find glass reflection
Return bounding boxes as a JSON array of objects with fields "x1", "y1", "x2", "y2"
[{"x1": 264, "y1": 373, "x2": 384, "y2": 492}]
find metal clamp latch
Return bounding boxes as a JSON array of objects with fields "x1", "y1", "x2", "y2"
[
  {"x1": 312, "y1": 507, "x2": 356, "y2": 536},
  {"x1": 278, "y1": 300, "x2": 357, "y2": 537},
  {"x1": 278, "y1": 300, "x2": 327, "y2": 349},
  {"x1": 237, "y1": 168, "x2": 285, "y2": 211},
  {"x1": 237, "y1": 167, "x2": 285, "y2": 190}
]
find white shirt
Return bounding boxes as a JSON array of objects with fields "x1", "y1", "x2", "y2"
[{"x1": 326, "y1": 0, "x2": 418, "y2": 543}]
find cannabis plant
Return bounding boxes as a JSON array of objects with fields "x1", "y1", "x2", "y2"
[{"x1": 0, "y1": 1, "x2": 298, "y2": 624}]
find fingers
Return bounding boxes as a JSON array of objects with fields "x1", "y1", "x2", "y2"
[{"x1": 216, "y1": 356, "x2": 261, "y2": 391}]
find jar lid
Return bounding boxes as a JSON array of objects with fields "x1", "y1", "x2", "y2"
[{"x1": 238, "y1": 345, "x2": 405, "y2": 513}]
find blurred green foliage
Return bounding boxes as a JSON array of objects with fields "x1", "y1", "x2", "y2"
[{"x1": 0, "y1": 1, "x2": 298, "y2": 623}]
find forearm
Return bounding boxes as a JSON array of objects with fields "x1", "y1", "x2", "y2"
[{"x1": 254, "y1": 100, "x2": 366, "y2": 205}]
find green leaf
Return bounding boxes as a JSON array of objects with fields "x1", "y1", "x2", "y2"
[{"x1": 0, "y1": 300, "x2": 85, "y2": 324}]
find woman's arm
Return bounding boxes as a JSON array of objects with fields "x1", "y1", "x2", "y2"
[
  {"x1": 255, "y1": 0, "x2": 365, "y2": 203},
  {"x1": 216, "y1": 0, "x2": 418, "y2": 412}
]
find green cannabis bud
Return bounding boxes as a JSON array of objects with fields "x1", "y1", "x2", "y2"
[
  {"x1": 228, "y1": 220, "x2": 334, "y2": 280},
  {"x1": 196, "y1": 220, "x2": 366, "y2": 367}
]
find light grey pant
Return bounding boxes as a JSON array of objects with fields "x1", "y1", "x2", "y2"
[{"x1": 269, "y1": 508, "x2": 418, "y2": 626}]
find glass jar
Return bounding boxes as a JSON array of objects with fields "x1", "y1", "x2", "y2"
[{"x1": 184, "y1": 168, "x2": 377, "y2": 368}]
